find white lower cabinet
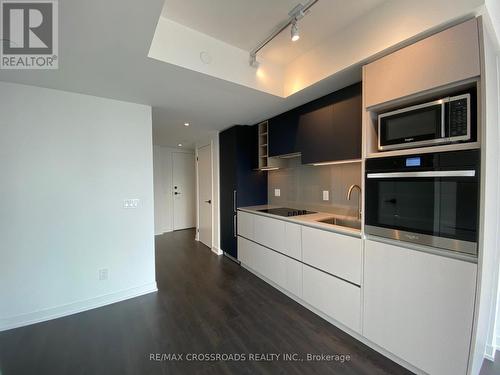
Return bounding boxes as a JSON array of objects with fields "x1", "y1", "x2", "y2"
[
  {"x1": 302, "y1": 264, "x2": 361, "y2": 333},
  {"x1": 302, "y1": 226, "x2": 362, "y2": 284},
  {"x1": 253, "y1": 214, "x2": 286, "y2": 253},
  {"x1": 363, "y1": 239, "x2": 477, "y2": 375},
  {"x1": 238, "y1": 236, "x2": 302, "y2": 298},
  {"x1": 237, "y1": 211, "x2": 254, "y2": 240}
]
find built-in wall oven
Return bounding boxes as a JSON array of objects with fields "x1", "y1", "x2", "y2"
[{"x1": 365, "y1": 150, "x2": 479, "y2": 256}]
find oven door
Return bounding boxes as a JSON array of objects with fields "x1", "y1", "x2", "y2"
[
  {"x1": 378, "y1": 100, "x2": 445, "y2": 150},
  {"x1": 365, "y1": 170, "x2": 478, "y2": 255}
]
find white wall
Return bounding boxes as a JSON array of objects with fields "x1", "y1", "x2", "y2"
[
  {"x1": 153, "y1": 145, "x2": 195, "y2": 235},
  {"x1": 0, "y1": 82, "x2": 156, "y2": 331}
]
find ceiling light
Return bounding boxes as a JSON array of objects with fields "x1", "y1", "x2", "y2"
[
  {"x1": 249, "y1": 54, "x2": 260, "y2": 68},
  {"x1": 248, "y1": 0, "x2": 318, "y2": 66},
  {"x1": 184, "y1": 122, "x2": 190, "y2": 127},
  {"x1": 178, "y1": 143, "x2": 183, "y2": 147},
  {"x1": 291, "y1": 20, "x2": 299, "y2": 42}
]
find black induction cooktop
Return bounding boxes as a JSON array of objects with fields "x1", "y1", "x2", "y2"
[{"x1": 258, "y1": 207, "x2": 316, "y2": 217}]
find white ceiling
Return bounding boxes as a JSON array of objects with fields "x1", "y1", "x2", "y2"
[
  {"x1": 0, "y1": 0, "x2": 487, "y2": 149},
  {"x1": 162, "y1": 0, "x2": 387, "y2": 66}
]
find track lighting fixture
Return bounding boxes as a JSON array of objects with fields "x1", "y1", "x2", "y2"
[
  {"x1": 248, "y1": 0, "x2": 318, "y2": 67},
  {"x1": 291, "y1": 20, "x2": 300, "y2": 42}
]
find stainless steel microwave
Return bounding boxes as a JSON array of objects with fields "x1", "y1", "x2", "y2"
[{"x1": 378, "y1": 94, "x2": 471, "y2": 151}]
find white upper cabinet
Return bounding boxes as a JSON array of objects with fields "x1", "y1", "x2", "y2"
[
  {"x1": 363, "y1": 239, "x2": 477, "y2": 375},
  {"x1": 364, "y1": 18, "x2": 480, "y2": 108},
  {"x1": 302, "y1": 226, "x2": 362, "y2": 285}
]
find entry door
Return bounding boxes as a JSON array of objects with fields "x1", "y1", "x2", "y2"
[
  {"x1": 197, "y1": 144, "x2": 212, "y2": 248},
  {"x1": 172, "y1": 152, "x2": 195, "y2": 230}
]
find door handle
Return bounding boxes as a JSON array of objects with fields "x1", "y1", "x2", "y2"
[
  {"x1": 233, "y1": 190, "x2": 237, "y2": 212},
  {"x1": 174, "y1": 192, "x2": 181, "y2": 195},
  {"x1": 233, "y1": 215, "x2": 237, "y2": 238},
  {"x1": 367, "y1": 170, "x2": 475, "y2": 178},
  {"x1": 205, "y1": 199, "x2": 211, "y2": 204}
]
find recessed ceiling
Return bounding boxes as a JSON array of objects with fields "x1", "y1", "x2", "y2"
[{"x1": 162, "y1": 0, "x2": 387, "y2": 67}]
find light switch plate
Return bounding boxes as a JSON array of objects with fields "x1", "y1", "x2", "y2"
[
  {"x1": 322, "y1": 190, "x2": 329, "y2": 201},
  {"x1": 274, "y1": 189, "x2": 281, "y2": 197},
  {"x1": 124, "y1": 199, "x2": 139, "y2": 208}
]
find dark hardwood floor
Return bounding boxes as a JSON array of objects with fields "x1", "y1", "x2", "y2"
[
  {"x1": 480, "y1": 351, "x2": 500, "y2": 375},
  {"x1": 0, "y1": 229, "x2": 414, "y2": 375}
]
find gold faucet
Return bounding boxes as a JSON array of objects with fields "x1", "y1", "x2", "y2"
[{"x1": 347, "y1": 184, "x2": 362, "y2": 220}]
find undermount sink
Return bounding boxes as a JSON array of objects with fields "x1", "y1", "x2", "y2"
[{"x1": 317, "y1": 217, "x2": 362, "y2": 230}]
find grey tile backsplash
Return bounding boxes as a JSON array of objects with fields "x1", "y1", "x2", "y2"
[{"x1": 267, "y1": 158, "x2": 361, "y2": 217}]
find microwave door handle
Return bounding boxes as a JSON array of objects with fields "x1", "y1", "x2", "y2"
[
  {"x1": 441, "y1": 100, "x2": 446, "y2": 138},
  {"x1": 367, "y1": 170, "x2": 476, "y2": 178}
]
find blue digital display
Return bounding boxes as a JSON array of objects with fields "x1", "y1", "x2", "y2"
[{"x1": 406, "y1": 157, "x2": 421, "y2": 167}]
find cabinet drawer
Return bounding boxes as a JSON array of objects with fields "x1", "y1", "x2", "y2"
[
  {"x1": 284, "y1": 222, "x2": 302, "y2": 260},
  {"x1": 302, "y1": 226, "x2": 361, "y2": 284},
  {"x1": 237, "y1": 211, "x2": 254, "y2": 240},
  {"x1": 363, "y1": 239, "x2": 476, "y2": 375},
  {"x1": 253, "y1": 214, "x2": 285, "y2": 252},
  {"x1": 302, "y1": 264, "x2": 360, "y2": 333},
  {"x1": 238, "y1": 236, "x2": 302, "y2": 298}
]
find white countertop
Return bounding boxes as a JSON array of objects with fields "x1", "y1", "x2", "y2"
[{"x1": 238, "y1": 204, "x2": 362, "y2": 238}]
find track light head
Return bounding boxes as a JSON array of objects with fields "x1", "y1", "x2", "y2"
[
  {"x1": 291, "y1": 20, "x2": 300, "y2": 42},
  {"x1": 249, "y1": 54, "x2": 260, "y2": 68}
]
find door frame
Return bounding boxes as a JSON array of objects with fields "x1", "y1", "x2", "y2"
[{"x1": 195, "y1": 139, "x2": 221, "y2": 255}]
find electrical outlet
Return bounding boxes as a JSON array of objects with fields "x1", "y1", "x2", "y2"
[
  {"x1": 322, "y1": 190, "x2": 329, "y2": 201},
  {"x1": 123, "y1": 199, "x2": 139, "y2": 208},
  {"x1": 98, "y1": 268, "x2": 108, "y2": 281},
  {"x1": 274, "y1": 189, "x2": 281, "y2": 197}
]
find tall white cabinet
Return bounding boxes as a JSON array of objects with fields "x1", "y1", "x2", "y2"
[{"x1": 363, "y1": 239, "x2": 477, "y2": 375}]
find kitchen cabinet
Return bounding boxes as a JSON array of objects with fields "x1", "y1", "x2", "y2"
[
  {"x1": 302, "y1": 264, "x2": 361, "y2": 333},
  {"x1": 239, "y1": 211, "x2": 303, "y2": 261},
  {"x1": 364, "y1": 18, "x2": 480, "y2": 108},
  {"x1": 268, "y1": 111, "x2": 300, "y2": 157},
  {"x1": 238, "y1": 236, "x2": 302, "y2": 297},
  {"x1": 219, "y1": 126, "x2": 267, "y2": 259},
  {"x1": 302, "y1": 226, "x2": 361, "y2": 285},
  {"x1": 298, "y1": 83, "x2": 362, "y2": 164},
  {"x1": 237, "y1": 211, "x2": 254, "y2": 240},
  {"x1": 363, "y1": 239, "x2": 476, "y2": 375}
]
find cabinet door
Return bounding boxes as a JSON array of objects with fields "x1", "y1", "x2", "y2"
[
  {"x1": 268, "y1": 111, "x2": 299, "y2": 157},
  {"x1": 239, "y1": 236, "x2": 302, "y2": 298},
  {"x1": 298, "y1": 83, "x2": 362, "y2": 164},
  {"x1": 302, "y1": 264, "x2": 361, "y2": 333},
  {"x1": 237, "y1": 211, "x2": 254, "y2": 240},
  {"x1": 298, "y1": 104, "x2": 334, "y2": 164},
  {"x1": 364, "y1": 19, "x2": 480, "y2": 108},
  {"x1": 253, "y1": 214, "x2": 285, "y2": 252},
  {"x1": 363, "y1": 240, "x2": 476, "y2": 375},
  {"x1": 284, "y1": 222, "x2": 301, "y2": 260},
  {"x1": 302, "y1": 226, "x2": 361, "y2": 285}
]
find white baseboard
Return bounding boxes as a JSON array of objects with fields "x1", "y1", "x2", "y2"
[
  {"x1": 211, "y1": 246, "x2": 223, "y2": 255},
  {"x1": 485, "y1": 344, "x2": 496, "y2": 361},
  {"x1": 0, "y1": 282, "x2": 158, "y2": 332}
]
